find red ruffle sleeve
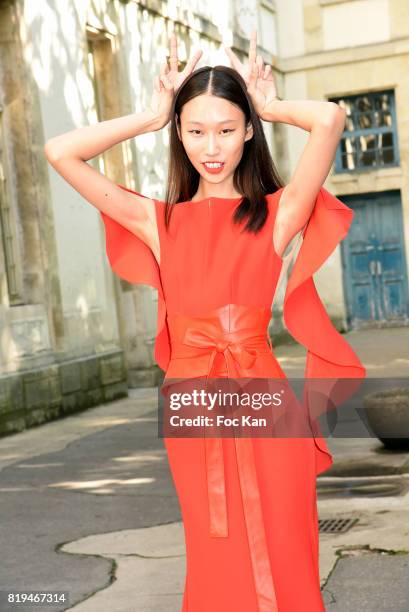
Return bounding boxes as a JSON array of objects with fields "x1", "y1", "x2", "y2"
[
  {"x1": 282, "y1": 186, "x2": 366, "y2": 473},
  {"x1": 99, "y1": 184, "x2": 170, "y2": 372}
]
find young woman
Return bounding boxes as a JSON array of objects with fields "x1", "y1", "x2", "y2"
[{"x1": 45, "y1": 30, "x2": 365, "y2": 612}]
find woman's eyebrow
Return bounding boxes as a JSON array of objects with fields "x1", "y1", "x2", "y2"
[{"x1": 186, "y1": 119, "x2": 238, "y2": 125}]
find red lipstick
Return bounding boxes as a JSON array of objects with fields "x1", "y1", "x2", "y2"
[{"x1": 202, "y1": 162, "x2": 225, "y2": 175}]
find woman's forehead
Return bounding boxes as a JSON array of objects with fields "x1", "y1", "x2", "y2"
[{"x1": 180, "y1": 95, "x2": 244, "y2": 122}]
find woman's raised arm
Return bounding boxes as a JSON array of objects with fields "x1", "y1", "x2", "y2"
[
  {"x1": 44, "y1": 33, "x2": 203, "y2": 266},
  {"x1": 225, "y1": 29, "x2": 346, "y2": 259},
  {"x1": 44, "y1": 110, "x2": 168, "y2": 265},
  {"x1": 260, "y1": 98, "x2": 346, "y2": 258}
]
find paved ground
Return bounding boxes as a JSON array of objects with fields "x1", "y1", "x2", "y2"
[{"x1": 0, "y1": 326, "x2": 408, "y2": 611}]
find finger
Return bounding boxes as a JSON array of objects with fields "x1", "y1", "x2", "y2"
[
  {"x1": 256, "y1": 55, "x2": 263, "y2": 77},
  {"x1": 160, "y1": 74, "x2": 173, "y2": 91},
  {"x1": 263, "y1": 64, "x2": 271, "y2": 80},
  {"x1": 169, "y1": 33, "x2": 179, "y2": 72},
  {"x1": 247, "y1": 61, "x2": 258, "y2": 91},
  {"x1": 248, "y1": 29, "x2": 257, "y2": 66},
  {"x1": 183, "y1": 49, "x2": 203, "y2": 74},
  {"x1": 224, "y1": 46, "x2": 242, "y2": 72},
  {"x1": 160, "y1": 60, "x2": 169, "y2": 77}
]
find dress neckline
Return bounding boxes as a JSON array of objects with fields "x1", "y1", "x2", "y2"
[{"x1": 187, "y1": 195, "x2": 244, "y2": 204}]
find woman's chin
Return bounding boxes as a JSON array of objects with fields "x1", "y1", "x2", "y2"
[{"x1": 197, "y1": 170, "x2": 233, "y2": 184}]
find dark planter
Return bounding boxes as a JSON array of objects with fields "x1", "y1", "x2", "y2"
[{"x1": 363, "y1": 387, "x2": 409, "y2": 450}]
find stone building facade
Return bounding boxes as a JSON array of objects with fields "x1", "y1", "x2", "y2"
[
  {"x1": 0, "y1": 0, "x2": 407, "y2": 434},
  {"x1": 275, "y1": 0, "x2": 409, "y2": 331}
]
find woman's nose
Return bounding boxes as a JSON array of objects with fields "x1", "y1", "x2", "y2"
[{"x1": 205, "y1": 135, "x2": 220, "y2": 155}]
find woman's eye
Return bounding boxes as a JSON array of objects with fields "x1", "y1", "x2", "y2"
[{"x1": 188, "y1": 129, "x2": 235, "y2": 135}]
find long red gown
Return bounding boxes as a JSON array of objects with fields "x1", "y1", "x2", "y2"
[{"x1": 100, "y1": 186, "x2": 366, "y2": 611}]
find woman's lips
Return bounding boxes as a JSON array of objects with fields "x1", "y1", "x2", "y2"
[{"x1": 202, "y1": 162, "x2": 225, "y2": 175}]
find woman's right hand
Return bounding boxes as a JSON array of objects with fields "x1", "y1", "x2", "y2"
[
  {"x1": 224, "y1": 29, "x2": 278, "y2": 120},
  {"x1": 148, "y1": 34, "x2": 203, "y2": 129}
]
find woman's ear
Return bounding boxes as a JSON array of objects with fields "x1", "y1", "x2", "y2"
[{"x1": 244, "y1": 121, "x2": 253, "y2": 142}]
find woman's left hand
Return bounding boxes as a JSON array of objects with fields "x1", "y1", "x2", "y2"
[{"x1": 224, "y1": 30, "x2": 279, "y2": 120}]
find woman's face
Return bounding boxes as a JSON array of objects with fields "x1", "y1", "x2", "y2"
[{"x1": 177, "y1": 94, "x2": 253, "y2": 186}]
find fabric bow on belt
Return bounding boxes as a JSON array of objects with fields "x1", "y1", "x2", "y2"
[
  {"x1": 164, "y1": 303, "x2": 279, "y2": 612},
  {"x1": 182, "y1": 325, "x2": 264, "y2": 382}
]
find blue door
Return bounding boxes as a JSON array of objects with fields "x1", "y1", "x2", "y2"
[{"x1": 341, "y1": 190, "x2": 409, "y2": 327}]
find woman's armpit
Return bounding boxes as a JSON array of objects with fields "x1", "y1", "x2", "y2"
[{"x1": 116, "y1": 183, "x2": 161, "y2": 267}]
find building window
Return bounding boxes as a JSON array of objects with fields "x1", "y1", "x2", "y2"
[{"x1": 329, "y1": 90, "x2": 400, "y2": 173}]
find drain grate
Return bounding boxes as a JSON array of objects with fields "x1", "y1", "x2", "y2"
[{"x1": 319, "y1": 517, "x2": 358, "y2": 534}]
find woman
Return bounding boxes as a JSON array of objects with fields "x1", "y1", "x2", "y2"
[{"x1": 45, "y1": 30, "x2": 365, "y2": 612}]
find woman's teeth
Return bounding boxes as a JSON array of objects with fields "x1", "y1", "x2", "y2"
[{"x1": 204, "y1": 162, "x2": 224, "y2": 168}]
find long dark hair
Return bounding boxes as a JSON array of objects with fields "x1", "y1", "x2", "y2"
[{"x1": 163, "y1": 65, "x2": 284, "y2": 233}]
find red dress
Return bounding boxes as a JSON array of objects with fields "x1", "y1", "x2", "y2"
[{"x1": 100, "y1": 186, "x2": 366, "y2": 611}]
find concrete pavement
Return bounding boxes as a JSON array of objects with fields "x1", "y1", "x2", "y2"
[{"x1": 0, "y1": 326, "x2": 408, "y2": 611}]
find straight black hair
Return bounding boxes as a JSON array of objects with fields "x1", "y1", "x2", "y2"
[{"x1": 163, "y1": 65, "x2": 284, "y2": 233}]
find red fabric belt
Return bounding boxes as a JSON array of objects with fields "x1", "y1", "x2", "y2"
[{"x1": 164, "y1": 303, "x2": 279, "y2": 612}]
